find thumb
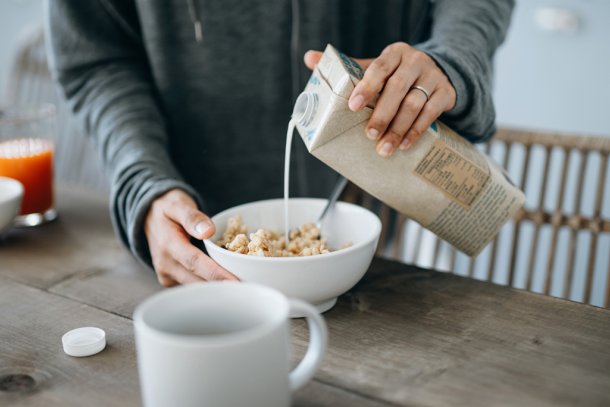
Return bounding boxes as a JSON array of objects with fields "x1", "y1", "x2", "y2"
[
  {"x1": 304, "y1": 50, "x2": 374, "y2": 71},
  {"x1": 163, "y1": 194, "x2": 216, "y2": 240},
  {"x1": 303, "y1": 50, "x2": 322, "y2": 70},
  {"x1": 186, "y1": 211, "x2": 216, "y2": 240}
]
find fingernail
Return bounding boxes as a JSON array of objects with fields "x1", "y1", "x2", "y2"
[
  {"x1": 402, "y1": 131, "x2": 420, "y2": 150},
  {"x1": 349, "y1": 95, "x2": 364, "y2": 111},
  {"x1": 195, "y1": 220, "x2": 213, "y2": 237},
  {"x1": 399, "y1": 138, "x2": 411, "y2": 150},
  {"x1": 367, "y1": 128, "x2": 379, "y2": 140},
  {"x1": 378, "y1": 142, "x2": 393, "y2": 157}
]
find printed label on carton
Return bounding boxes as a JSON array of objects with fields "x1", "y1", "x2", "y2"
[{"x1": 413, "y1": 140, "x2": 490, "y2": 209}]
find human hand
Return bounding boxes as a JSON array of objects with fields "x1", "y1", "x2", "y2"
[
  {"x1": 144, "y1": 189, "x2": 239, "y2": 286},
  {"x1": 304, "y1": 42, "x2": 456, "y2": 156}
]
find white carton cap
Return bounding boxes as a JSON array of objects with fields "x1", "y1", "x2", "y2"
[{"x1": 62, "y1": 327, "x2": 106, "y2": 357}]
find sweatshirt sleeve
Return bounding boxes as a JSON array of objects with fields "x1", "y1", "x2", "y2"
[
  {"x1": 45, "y1": 0, "x2": 203, "y2": 268},
  {"x1": 415, "y1": 0, "x2": 514, "y2": 142}
]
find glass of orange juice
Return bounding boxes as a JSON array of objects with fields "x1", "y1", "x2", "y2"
[{"x1": 0, "y1": 104, "x2": 57, "y2": 226}]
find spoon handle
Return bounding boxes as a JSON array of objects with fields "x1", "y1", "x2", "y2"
[{"x1": 317, "y1": 176, "x2": 349, "y2": 229}]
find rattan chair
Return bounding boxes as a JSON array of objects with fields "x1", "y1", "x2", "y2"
[
  {"x1": 342, "y1": 129, "x2": 610, "y2": 308},
  {"x1": 3, "y1": 26, "x2": 108, "y2": 193}
]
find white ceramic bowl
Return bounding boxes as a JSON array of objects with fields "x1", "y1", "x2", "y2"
[
  {"x1": 204, "y1": 198, "x2": 382, "y2": 315},
  {"x1": 0, "y1": 177, "x2": 24, "y2": 233}
]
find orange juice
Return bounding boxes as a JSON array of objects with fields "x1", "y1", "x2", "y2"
[{"x1": 0, "y1": 138, "x2": 54, "y2": 215}]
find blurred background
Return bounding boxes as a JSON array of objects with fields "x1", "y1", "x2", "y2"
[
  {"x1": 0, "y1": 0, "x2": 42, "y2": 97},
  {"x1": 2, "y1": 0, "x2": 609, "y2": 134},
  {"x1": 1, "y1": 0, "x2": 609, "y2": 306},
  {"x1": 0, "y1": 0, "x2": 610, "y2": 136}
]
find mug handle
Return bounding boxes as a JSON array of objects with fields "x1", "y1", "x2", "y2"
[{"x1": 288, "y1": 299, "x2": 328, "y2": 392}]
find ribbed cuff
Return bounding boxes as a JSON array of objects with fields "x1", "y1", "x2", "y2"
[{"x1": 112, "y1": 178, "x2": 204, "y2": 270}]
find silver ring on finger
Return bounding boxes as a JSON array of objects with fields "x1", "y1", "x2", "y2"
[{"x1": 411, "y1": 85, "x2": 430, "y2": 102}]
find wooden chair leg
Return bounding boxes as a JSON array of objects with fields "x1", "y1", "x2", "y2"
[
  {"x1": 585, "y1": 153, "x2": 608, "y2": 304},
  {"x1": 485, "y1": 140, "x2": 512, "y2": 281},
  {"x1": 544, "y1": 147, "x2": 570, "y2": 295},
  {"x1": 526, "y1": 146, "x2": 552, "y2": 291},
  {"x1": 507, "y1": 144, "x2": 532, "y2": 286},
  {"x1": 563, "y1": 151, "x2": 587, "y2": 299}
]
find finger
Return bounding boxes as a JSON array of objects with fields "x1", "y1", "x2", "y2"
[
  {"x1": 400, "y1": 90, "x2": 447, "y2": 151},
  {"x1": 152, "y1": 252, "x2": 203, "y2": 287},
  {"x1": 193, "y1": 251, "x2": 240, "y2": 282},
  {"x1": 375, "y1": 87, "x2": 428, "y2": 157},
  {"x1": 348, "y1": 47, "x2": 403, "y2": 112},
  {"x1": 168, "y1": 227, "x2": 239, "y2": 281},
  {"x1": 168, "y1": 258, "x2": 206, "y2": 284},
  {"x1": 149, "y1": 224, "x2": 207, "y2": 286},
  {"x1": 183, "y1": 209, "x2": 216, "y2": 240},
  {"x1": 379, "y1": 78, "x2": 433, "y2": 156},
  {"x1": 162, "y1": 193, "x2": 216, "y2": 240},
  {"x1": 157, "y1": 273, "x2": 178, "y2": 287},
  {"x1": 305, "y1": 50, "x2": 373, "y2": 72},
  {"x1": 163, "y1": 260, "x2": 205, "y2": 286},
  {"x1": 366, "y1": 66, "x2": 420, "y2": 143}
]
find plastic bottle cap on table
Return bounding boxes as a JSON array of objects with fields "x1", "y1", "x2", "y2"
[{"x1": 62, "y1": 327, "x2": 106, "y2": 357}]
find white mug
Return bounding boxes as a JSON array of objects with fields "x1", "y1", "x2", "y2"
[{"x1": 133, "y1": 281, "x2": 328, "y2": 407}]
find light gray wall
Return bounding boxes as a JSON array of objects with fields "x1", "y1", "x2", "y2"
[
  {"x1": 0, "y1": 0, "x2": 43, "y2": 104},
  {"x1": 493, "y1": 0, "x2": 610, "y2": 136}
]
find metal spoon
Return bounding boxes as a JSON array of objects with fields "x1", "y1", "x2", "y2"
[{"x1": 316, "y1": 175, "x2": 349, "y2": 233}]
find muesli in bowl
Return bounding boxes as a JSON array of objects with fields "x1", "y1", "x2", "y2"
[
  {"x1": 216, "y1": 215, "x2": 342, "y2": 257},
  {"x1": 204, "y1": 198, "x2": 381, "y2": 315}
]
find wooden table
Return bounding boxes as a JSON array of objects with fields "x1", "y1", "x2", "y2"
[{"x1": 1, "y1": 186, "x2": 610, "y2": 407}]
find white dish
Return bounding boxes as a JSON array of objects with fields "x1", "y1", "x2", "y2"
[
  {"x1": 0, "y1": 177, "x2": 24, "y2": 234},
  {"x1": 204, "y1": 198, "x2": 382, "y2": 315}
]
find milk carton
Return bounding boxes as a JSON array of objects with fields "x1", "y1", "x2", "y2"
[{"x1": 292, "y1": 44, "x2": 525, "y2": 256}]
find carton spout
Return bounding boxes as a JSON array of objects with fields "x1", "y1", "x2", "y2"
[{"x1": 292, "y1": 92, "x2": 318, "y2": 127}]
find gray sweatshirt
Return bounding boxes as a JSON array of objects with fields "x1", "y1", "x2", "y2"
[{"x1": 46, "y1": 0, "x2": 513, "y2": 267}]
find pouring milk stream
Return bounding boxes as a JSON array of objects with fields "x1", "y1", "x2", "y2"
[
  {"x1": 286, "y1": 44, "x2": 525, "y2": 257},
  {"x1": 284, "y1": 120, "x2": 296, "y2": 242}
]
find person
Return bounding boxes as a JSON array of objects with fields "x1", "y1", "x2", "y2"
[{"x1": 46, "y1": 0, "x2": 513, "y2": 286}]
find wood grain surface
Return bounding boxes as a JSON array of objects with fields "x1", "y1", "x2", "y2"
[
  {"x1": 1, "y1": 186, "x2": 609, "y2": 406},
  {"x1": 0, "y1": 278, "x2": 384, "y2": 407},
  {"x1": 0, "y1": 276, "x2": 140, "y2": 407},
  {"x1": 0, "y1": 186, "x2": 132, "y2": 289},
  {"x1": 290, "y1": 259, "x2": 610, "y2": 406}
]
